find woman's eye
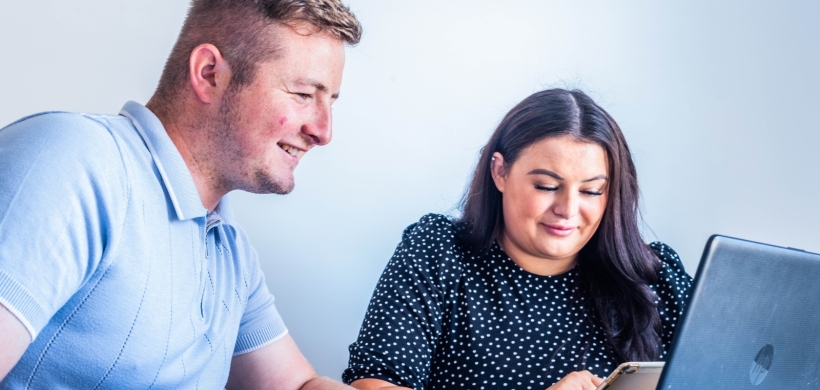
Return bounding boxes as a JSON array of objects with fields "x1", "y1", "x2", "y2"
[
  {"x1": 535, "y1": 185, "x2": 558, "y2": 192},
  {"x1": 582, "y1": 190, "x2": 604, "y2": 196}
]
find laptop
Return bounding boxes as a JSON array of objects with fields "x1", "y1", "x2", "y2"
[{"x1": 655, "y1": 235, "x2": 820, "y2": 389}]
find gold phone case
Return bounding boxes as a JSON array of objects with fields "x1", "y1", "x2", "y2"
[{"x1": 595, "y1": 362, "x2": 665, "y2": 390}]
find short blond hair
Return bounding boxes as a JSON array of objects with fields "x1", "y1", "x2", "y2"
[{"x1": 153, "y1": 0, "x2": 361, "y2": 104}]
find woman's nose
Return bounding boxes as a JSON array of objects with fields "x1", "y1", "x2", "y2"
[{"x1": 552, "y1": 190, "x2": 579, "y2": 219}]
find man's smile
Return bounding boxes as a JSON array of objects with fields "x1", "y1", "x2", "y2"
[{"x1": 278, "y1": 143, "x2": 305, "y2": 159}]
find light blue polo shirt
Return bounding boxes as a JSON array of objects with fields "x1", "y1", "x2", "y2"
[{"x1": 0, "y1": 102, "x2": 287, "y2": 389}]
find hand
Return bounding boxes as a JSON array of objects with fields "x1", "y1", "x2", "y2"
[{"x1": 546, "y1": 370, "x2": 603, "y2": 390}]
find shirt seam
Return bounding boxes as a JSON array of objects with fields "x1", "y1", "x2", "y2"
[
  {"x1": 233, "y1": 328, "x2": 289, "y2": 356},
  {"x1": 0, "y1": 289, "x2": 38, "y2": 340}
]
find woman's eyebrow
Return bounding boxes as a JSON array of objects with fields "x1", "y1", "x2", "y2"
[
  {"x1": 527, "y1": 169, "x2": 607, "y2": 183},
  {"x1": 582, "y1": 174, "x2": 608, "y2": 183},
  {"x1": 527, "y1": 169, "x2": 563, "y2": 180}
]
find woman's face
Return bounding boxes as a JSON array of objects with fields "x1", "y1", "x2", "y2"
[{"x1": 491, "y1": 135, "x2": 609, "y2": 276}]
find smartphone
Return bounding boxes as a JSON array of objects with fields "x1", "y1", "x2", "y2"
[{"x1": 595, "y1": 362, "x2": 665, "y2": 390}]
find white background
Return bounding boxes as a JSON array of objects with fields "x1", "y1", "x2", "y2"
[{"x1": 2, "y1": 0, "x2": 818, "y2": 378}]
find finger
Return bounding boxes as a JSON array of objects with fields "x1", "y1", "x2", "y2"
[
  {"x1": 576, "y1": 370, "x2": 603, "y2": 389},
  {"x1": 590, "y1": 375, "x2": 604, "y2": 386}
]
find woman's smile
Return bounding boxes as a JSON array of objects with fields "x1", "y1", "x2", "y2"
[{"x1": 542, "y1": 223, "x2": 575, "y2": 237}]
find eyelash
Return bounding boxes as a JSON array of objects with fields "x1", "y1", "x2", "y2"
[{"x1": 535, "y1": 185, "x2": 603, "y2": 196}]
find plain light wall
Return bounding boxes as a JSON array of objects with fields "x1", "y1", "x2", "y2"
[{"x1": 2, "y1": 0, "x2": 818, "y2": 379}]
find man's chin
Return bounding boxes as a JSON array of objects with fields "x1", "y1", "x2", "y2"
[{"x1": 253, "y1": 171, "x2": 294, "y2": 195}]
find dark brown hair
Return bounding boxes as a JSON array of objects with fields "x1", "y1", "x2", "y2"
[
  {"x1": 457, "y1": 88, "x2": 663, "y2": 362},
  {"x1": 152, "y1": 0, "x2": 361, "y2": 105}
]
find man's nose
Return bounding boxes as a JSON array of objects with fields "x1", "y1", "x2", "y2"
[{"x1": 302, "y1": 102, "x2": 332, "y2": 146}]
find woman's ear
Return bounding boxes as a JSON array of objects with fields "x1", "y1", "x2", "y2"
[{"x1": 490, "y1": 152, "x2": 507, "y2": 193}]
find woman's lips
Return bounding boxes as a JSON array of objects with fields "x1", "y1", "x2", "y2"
[{"x1": 542, "y1": 223, "x2": 575, "y2": 237}]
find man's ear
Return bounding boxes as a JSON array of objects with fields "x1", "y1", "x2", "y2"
[
  {"x1": 490, "y1": 152, "x2": 508, "y2": 193},
  {"x1": 188, "y1": 43, "x2": 232, "y2": 104}
]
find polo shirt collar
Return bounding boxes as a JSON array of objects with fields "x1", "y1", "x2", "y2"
[{"x1": 119, "y1": 101, "x2": 207, "y2": 221}]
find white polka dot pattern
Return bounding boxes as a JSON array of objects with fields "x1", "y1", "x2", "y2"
[{"x1": 344, "y1": 214, "x2": 692, "y2": 389}]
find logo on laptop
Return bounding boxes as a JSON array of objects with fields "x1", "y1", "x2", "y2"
[{"x1": 749, "y1": 344, "x2": 774, "y2": 385}]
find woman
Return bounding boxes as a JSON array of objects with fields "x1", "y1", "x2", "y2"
[{"x1": 343, "y1": 89, "x2": 692, "y2": 390}]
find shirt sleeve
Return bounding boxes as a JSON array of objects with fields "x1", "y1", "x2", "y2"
[
  {"x1": 344, "y1": 214, "x2": 459, "y2": 390},
  {"x1": 231, "y1": 223, "x2": 288, "y2": 356},
  {"x1": 648, "y1": 242, "x2": 693, "y2": 359},
  {"x1": 0, "y1": 112, "x2": 128, "y2": 339}
]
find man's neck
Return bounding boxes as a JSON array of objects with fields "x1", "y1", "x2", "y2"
[{"x1": 145, "y1": 99, "x2": 225, "y2": 211}]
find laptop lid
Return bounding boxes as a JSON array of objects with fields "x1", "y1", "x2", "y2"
[{"x1": 656, "y1": 235, "x2": 820, "y2": 389}]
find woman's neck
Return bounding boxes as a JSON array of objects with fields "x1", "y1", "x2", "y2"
[{"x1": 497, "y1": 234, "x2": 577, "y2": 276}]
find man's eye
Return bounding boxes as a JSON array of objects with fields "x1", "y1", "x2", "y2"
[
  {"x1": 535, "y1": 185, "x2": 558, "y2": 192},
  {"x1": 296, "y1": 93, "x2": 312, "y2": 99}
]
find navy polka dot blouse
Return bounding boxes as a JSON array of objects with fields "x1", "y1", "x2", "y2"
[{"x1": 344, "y1": 214, "x2": 692, "y2": 389}]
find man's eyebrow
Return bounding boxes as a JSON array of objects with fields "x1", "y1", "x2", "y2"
[
  {"x1": 527, "y1": 169, "x2": 608, "y2": 183},
  {"x1": 295, "y1": 78, "x2": 326, "y2": 90},
  {"x1": 295, "y1": 78, "x2": 339, "y2": 99}
]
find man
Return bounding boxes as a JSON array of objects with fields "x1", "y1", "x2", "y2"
[{"x1": 0, "y1": 0, "x2": 361, "y2": 388}]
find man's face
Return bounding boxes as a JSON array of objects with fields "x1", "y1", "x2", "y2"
[{"x1": 214, "y1": 23, "x2": 345, "y2": 194}]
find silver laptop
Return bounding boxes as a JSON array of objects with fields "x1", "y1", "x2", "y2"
[{"x1": 656, "y1": 235, "x2": 820, "y2": 389}]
